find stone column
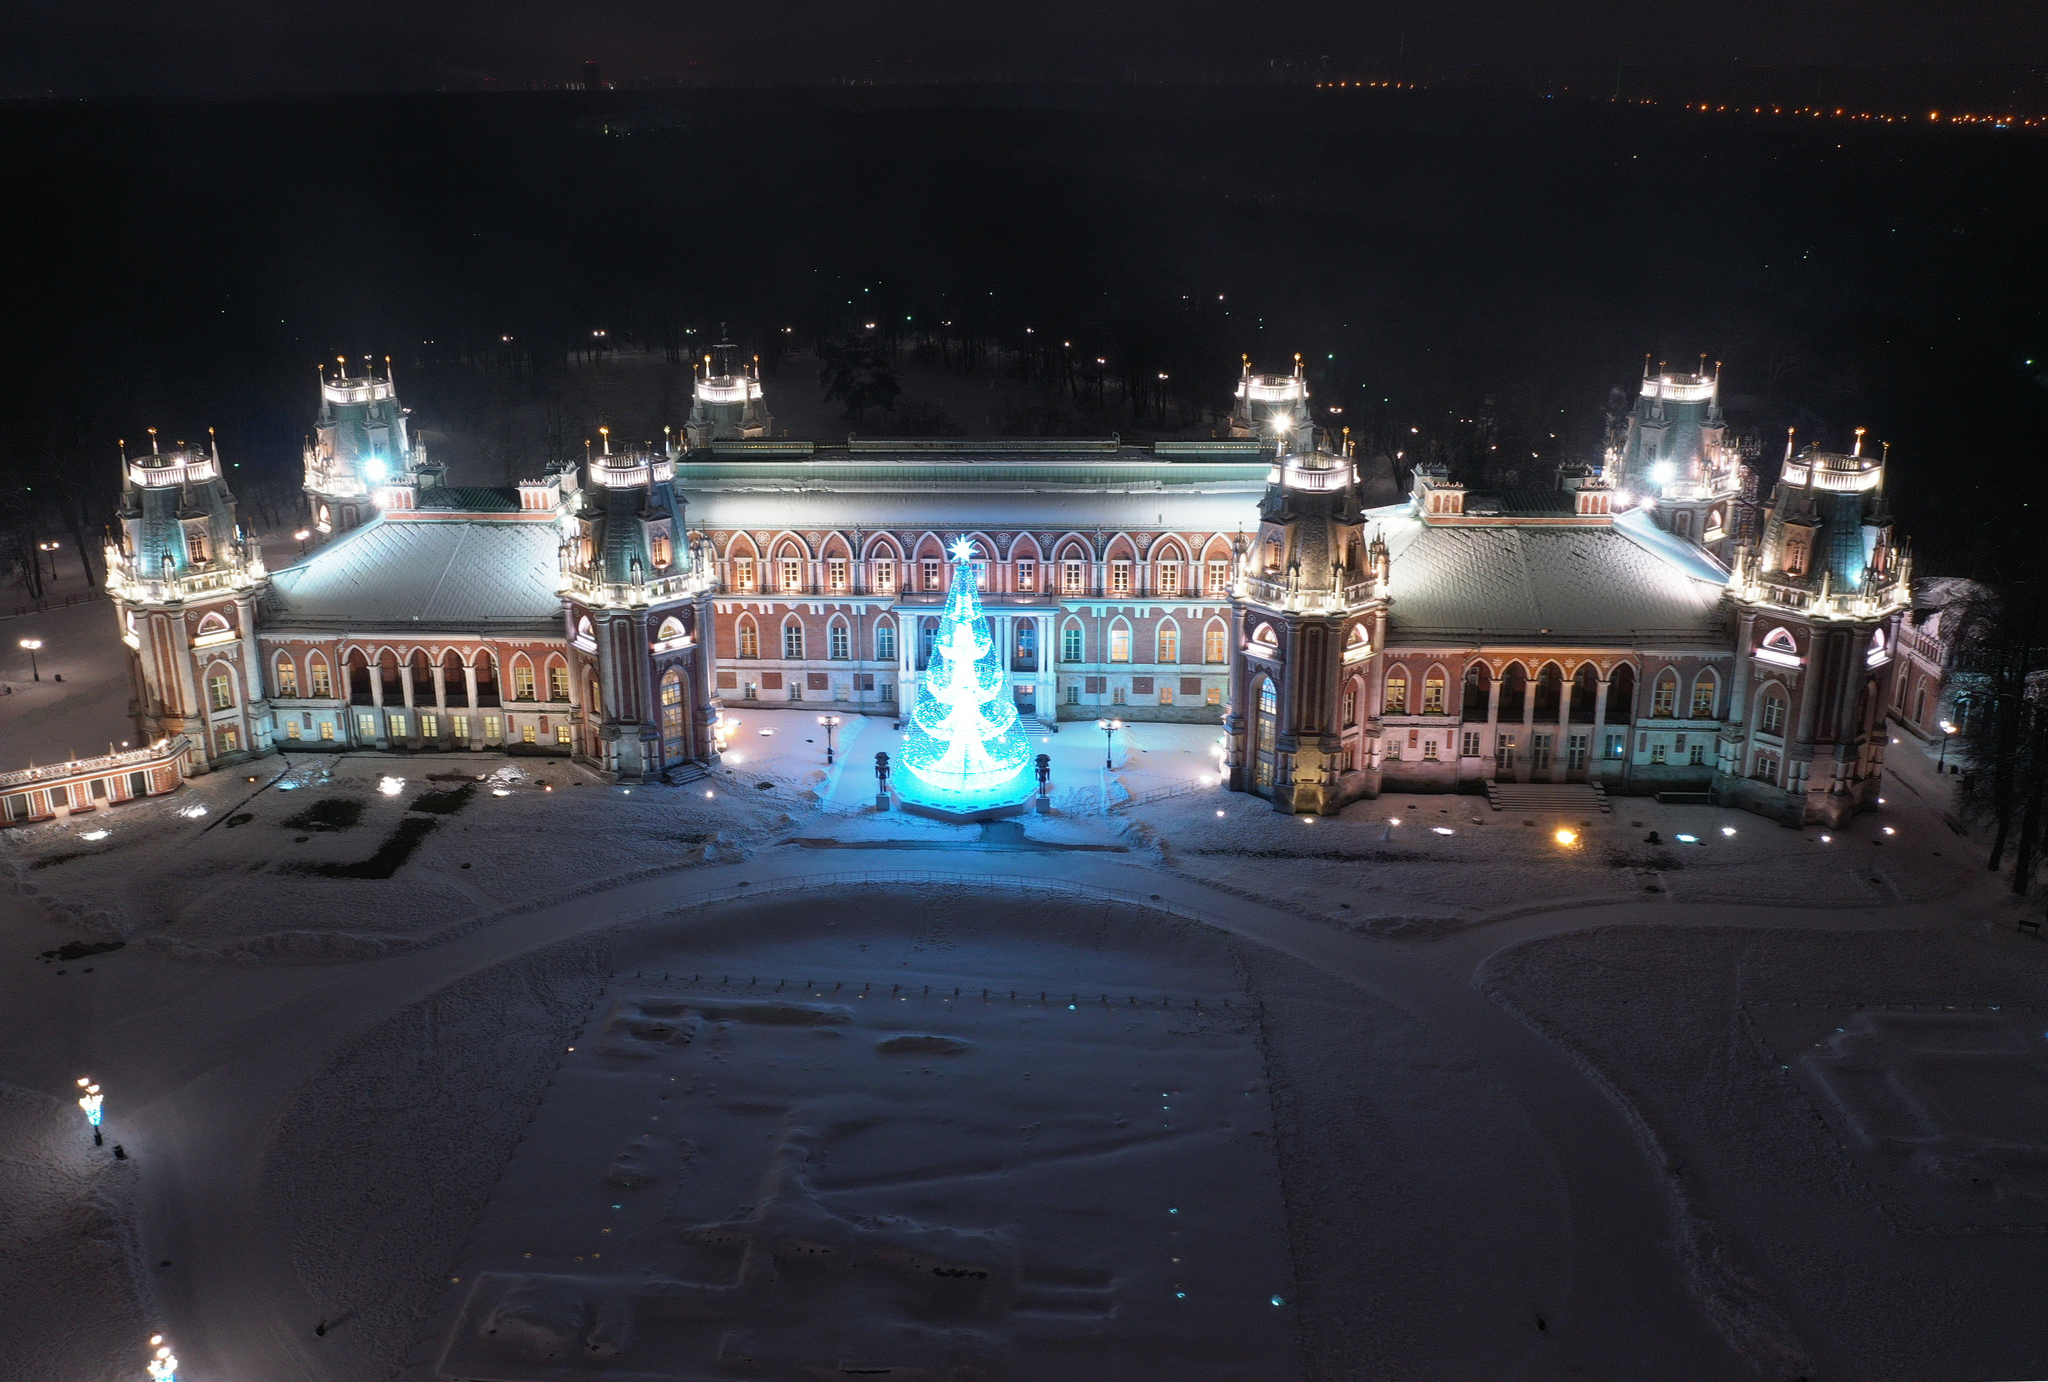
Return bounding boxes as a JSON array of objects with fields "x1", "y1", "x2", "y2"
[
  {"x1": 1037, "y1": 612, "x2": 1057, "y2": 721},
  {"x1": 463, "y1": 663, "x2": 479, "y2": 742},
  {"x1": 1554, "y1": 673, "x2": 1572, "y2": 782},
  {"x1": 896, "y1": 609, "x2": 917, "y2": 714},
  {"x1": 433, "y1": 661, "x2": 447, "y2": 712},
  {"x1": 1484, "y1": 669, "x2": 1502, "y2": 778},
  {"x1": 1592, "y1": 672, "x2": 1612, "y2": 777},
  {"x1": 1519, "y1": 675, "x2": 1538, "y2": 784},
  {"x1": 400, "y1": 662, "x2": 415, "y2": 710}
]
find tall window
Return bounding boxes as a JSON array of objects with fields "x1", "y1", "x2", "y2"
[
  {"x1": 1109, "y1": 627, "x2": 1131, "y2": 662},
  {"x1": 1759, "y1": 693, "x2": 1787, "y2": 736},
  {"x1": 188, "y1": 530, "x2": 209, "y2": 563},
  {"x1": 1690, "y1": 676, "x2": 1716, "y2": 718},
  {"x1": 275, "y1": 659, "x2": 299, "y2": 698},
  {"x1": 650, "y1": 534, "x2": 672, "y2": 568},
  {"x1": 829, "y1": 623, "x2": 850, "y2": 660},
  {"x1": 1111, "y1": 561, "x2": 1132, "y2": 594},
  {"x1": 1016, "y1": 560, "x2": 1036, "y2": 590},
  {"x1": 733, "y1": 556, "x2": 755, "y2": 590},
  {"x1": 923, "y1": 560, "x2": 942, "y2": 591},
  {"x1": 1062, "y1": 560, "x2": 1084, "y2": 594},
  {"x1": 310, "y1": 656, "x2": 331, "y2": 698},
  {"x1": 1206, "y1": 561, "x2": 1228, "y2": 595},
  {"x1": 549, "y1": 663, "x2": 569, "y2": 701},
  {"x1": 876, "y1": 624, "x2": 897, "y2": 661},
  {"x1": 208, "y1": 671, "x2": 234, "y2": 710},
  {"x1": 1651, "y1": 675, "x2": 1677, "y2": 717},
  {"x1": 513, "y1": 661, "x2": 536, "y2": 701},
  {"x1": 738, "y1": 619, "x2": 759, "y2": 659},
  {"x1": 783, "y1": 622, "x2": 804, "y2": 660},
  {"x1": 780, "y1": 557, "x2": 803, "y2": 592},
  {"x1": 1423, "y1": 676, "x2": 1445, "y2": 715},
  {"x1": 1158, "y1": 562, "x2": 1181, "y2": 595},
  {"x1": 1062, "y1": 626, "x2": 1083, "y2": 662},
  {"x1": 1384, "y1": 673, "x2": 1407, "y2": 715},
  {"x1": 873, "y1": 559, "x2": 895, "y2": 592},
  {"x1": 1754, "y1": 749, "x2": 1781, "y2": 782},
  {"x1": 660, "y1": 669, "x2": 685, "y2": 760},
  {"x1": 1205, "y1": 628, "x2": 1226, "y2": 663},
  {"x1": 1156, "y1": 628, "x2": 1178, "y2": 663},
  {"x1": 827, "y1": 558, "x2": 847, "y2": 591}
]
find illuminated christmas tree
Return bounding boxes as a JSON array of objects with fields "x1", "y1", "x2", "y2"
[{"x1": 900, "y1": 539, "x2": 1031, "y2": 803}]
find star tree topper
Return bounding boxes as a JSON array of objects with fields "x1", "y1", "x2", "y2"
[{"x1": 948, "y1": 537, "x2": 975, "y2": 563}]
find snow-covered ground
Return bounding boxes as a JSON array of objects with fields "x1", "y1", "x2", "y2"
[{"x1": 5, "y1": 683, "x2": 2045, "y2": 1380}]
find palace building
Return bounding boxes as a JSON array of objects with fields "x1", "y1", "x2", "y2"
[{"x1": 106, "y1": 346, "x2": 1911, "y2": 826}]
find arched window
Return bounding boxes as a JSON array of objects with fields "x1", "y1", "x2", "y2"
[
  {"x1": 1344, "y1": 676, "x2": 1363, "y2": 728},
  {"x1": 473, "y1": 652, "x2": 499, "y2": 705},
  {"x1": 1108, "y1": 619, "x2": 1132, "y2": 663},
  {"x1": 1462, "y1": 663, "x2": 1491, "y2": 721},
  {"x1": 308, "y1": 652, "x2": 332, "y2": 699},
  {"x1": 737, "y1": 615, "x2": 759, "y2": 659},
  {"x1": 1344, "y1": 623, "x2": 1371, "y2": 661},
  {"x1": 1689, "y1": 670, "x2": 1718, "y2": 719},
  {"x1": 1253, "y1": 678, "x2": 1278, "y2": 792},
  {"x1": 206, "y1": 663, "x2": 236, "y2": 711},
  {"x1": 1499, "y1": 663, "x2": 1528, "y2": 721},
  {"x1": 1605, "y1": 664, "x2": 1635, "y2": 723},
  {"x1": 588, "y1": 674, "x2": 604, "y2": 717},
  {"x1": 547, "y1": 658, "x2": 570, "y2": 701},
  {"x1": 1534, "y1": 663, "x2": 1564, "y2": 720},
  {"x1": 875, "y1": 621, "x2": 897, "y2": 662},
  {"x1": 828, "y1": 616, "x2": 851, "y2": 661},
  {"x1": 1384, "y1": 668, "x2": 1408, "y2": 715},
  {"x1": 1249, "y1": 622, "x2": 1279, "y2": 654},
  {"x1": 1422, "y1": 665, "x2": 1447, "y2": 715},
  {"x1": 1204, "y1": 620, "x2": 1227, "y2": 664},
  {"x1": 1759, "y1": 688, "x2": 1788, "y2": 736},
  {"x1": 272, "y1": 652, "x2": 299, "y2": 698},
  {"x1": 1570, "y1": 664, "x2": 1599, "y2": 721},
  {"x1": 650, "y1": 533, "x2": 673, "y2": 569},
  {"x1": 1651, "y1": 670, "x2": 1678, "y2": 717},
  {"x1": 1061, "y1": 620, "x2": 1084, "y2": 663},
  {"x1": 660, "y1": 668, "x2": 686, "y2": 760},
  {"x1": 1757, "y1": 627, "x2": 1801, "y2": 666},
  {"x1": 777, "y1": 545, "x2": 805, "y2": 593},
  {"x1": 782, "y1": 618, "x2": 805, "y2": 661},
  {"x1": 512, "y1": 654, "x2": 537, "y2": 701},
  {"x1": 1866, "y1": 629, "x2": 1890, "y2": 666},
  {"x1": 441, "y1": 650, "x2": 467, "y2": 706},
  {"x1": 347, "y1": 651, "x2": 372, "y2": 702},
  {"x1": 1155, "y1": 620, "x2": 1179, "y2": 664},
  {"x1": 195, "y1": 611, "x2": 230, "y2": 639}
]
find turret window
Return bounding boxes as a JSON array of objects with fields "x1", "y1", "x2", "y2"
[
  {"x1": 650, "y1": 534, "x2": 673, "y2": 568},
  {"x1": 208, "y1": 671, "x2": 234, "y2": 710},
  {"x1": 189, "y1": 531, "x2": 209, "y2": 563}
]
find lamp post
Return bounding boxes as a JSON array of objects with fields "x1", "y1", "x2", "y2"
[
  {"x1": 1096, "y1": 717, "x2": 1124, "y2": 770},
  {"x1": 818, "y1": 714, "x2": 841, "y2": 765},
  {"x1": 76, "y1": 1077, "x2": 102, "y2": 1146},
  {"x1": 294, "y1": 529, "x2": 311, "y2": 556},
  {"x1": 19, "y1": 638, "x2": 42, "y2": 682},
  {"x1": 1938, "y1": 719, "x2": 1958, "y2": 772}
]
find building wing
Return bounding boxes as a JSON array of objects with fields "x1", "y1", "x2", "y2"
[{"x1": 265, "y1": 516, "x2": 562, "y2": 630}]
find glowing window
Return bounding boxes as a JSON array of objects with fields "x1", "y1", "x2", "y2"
[{"x1": 1384, "y1": 674, "x2": 1407, "y2": 716}]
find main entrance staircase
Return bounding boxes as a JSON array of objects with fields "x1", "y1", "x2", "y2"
[{"x1": 1483, "y1": 781, "x2": 1611, "y2": 813}]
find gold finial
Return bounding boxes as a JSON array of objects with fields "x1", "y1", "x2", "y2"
[
  {"x1": 599, "y1": 425, "x2": 610, "y2": 456},
  {"x1": 1853, "y1": 426, "x2": 1866, "y2": 456},
  {"x1": 148, "y1": 427, "x2": 159, "y2": 455}
]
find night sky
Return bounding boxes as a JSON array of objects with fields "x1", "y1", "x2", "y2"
[{"x1": 11, "y1": 0, "x2": 2044, "y2": 96}]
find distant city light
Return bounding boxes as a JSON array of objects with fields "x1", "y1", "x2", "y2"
[{"x1": 1883, "y1": 826, "x2": 1896, "y2": 835}]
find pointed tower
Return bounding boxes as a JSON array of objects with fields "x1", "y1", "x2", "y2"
[
  {"x1": 1619, "y1": 361, "x2": 1746, "y2": 558},
  {"x1": 558, "y1": 430, "x2": 720, "y2": 781},
  {"x1": 683, "y1": 335, "x2": 773, "y2": 450},
  {"x1": 303, "y1": 356, "x2": 425, "y2": 535},
  {"x1": 1717, "y1": 430, "x2": 1907, "y2": 826},
  {"x1": 1225, "y1": 424, "x2": 1389, "y2": 814},
  {"x1": 105, "y1": 430, "x2": 271, "y2": 768},
  {"x1": 1228, "y1": 354, "x2": 1314, "y2": 454}
]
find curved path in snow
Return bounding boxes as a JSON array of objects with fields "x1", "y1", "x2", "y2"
[{"x1": 1, "y1": 841, "x2": 1989, "y2": 1382}]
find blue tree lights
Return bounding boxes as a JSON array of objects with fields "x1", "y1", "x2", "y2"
[{"x1": 899, "y1": 540, "x2": 1031, "y2": 807}]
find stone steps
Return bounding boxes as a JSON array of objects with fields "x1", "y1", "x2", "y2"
[{"x1": 1484, "y1": 781, "x2": 1611, "y2": 813}]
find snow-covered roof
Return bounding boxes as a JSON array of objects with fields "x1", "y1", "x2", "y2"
[
  {"x1": 1375, "y1": 503, "x2": 1731, "y2": 647},
  {"x1": 265, "y1": 516, "x2": 562, "y2": 630}
]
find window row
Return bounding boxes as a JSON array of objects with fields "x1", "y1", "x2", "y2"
[
  {"x1": 265, "y1": 649, "x2": 574, "y2": 704},
  {"x1": 721, "y1": 553, "x2": 1235, "y2": 597},
  {"x1": 730, "y1": 617, "x2": 1229, "y2": 664}
]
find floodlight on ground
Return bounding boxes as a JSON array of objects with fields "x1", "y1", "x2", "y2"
[
  {"x1": 378, "y1": 777, "x2": 403, "y2": 795},
  {"x1": 1554, "y1": 828, "x2": 1578, "y2": 846}
]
